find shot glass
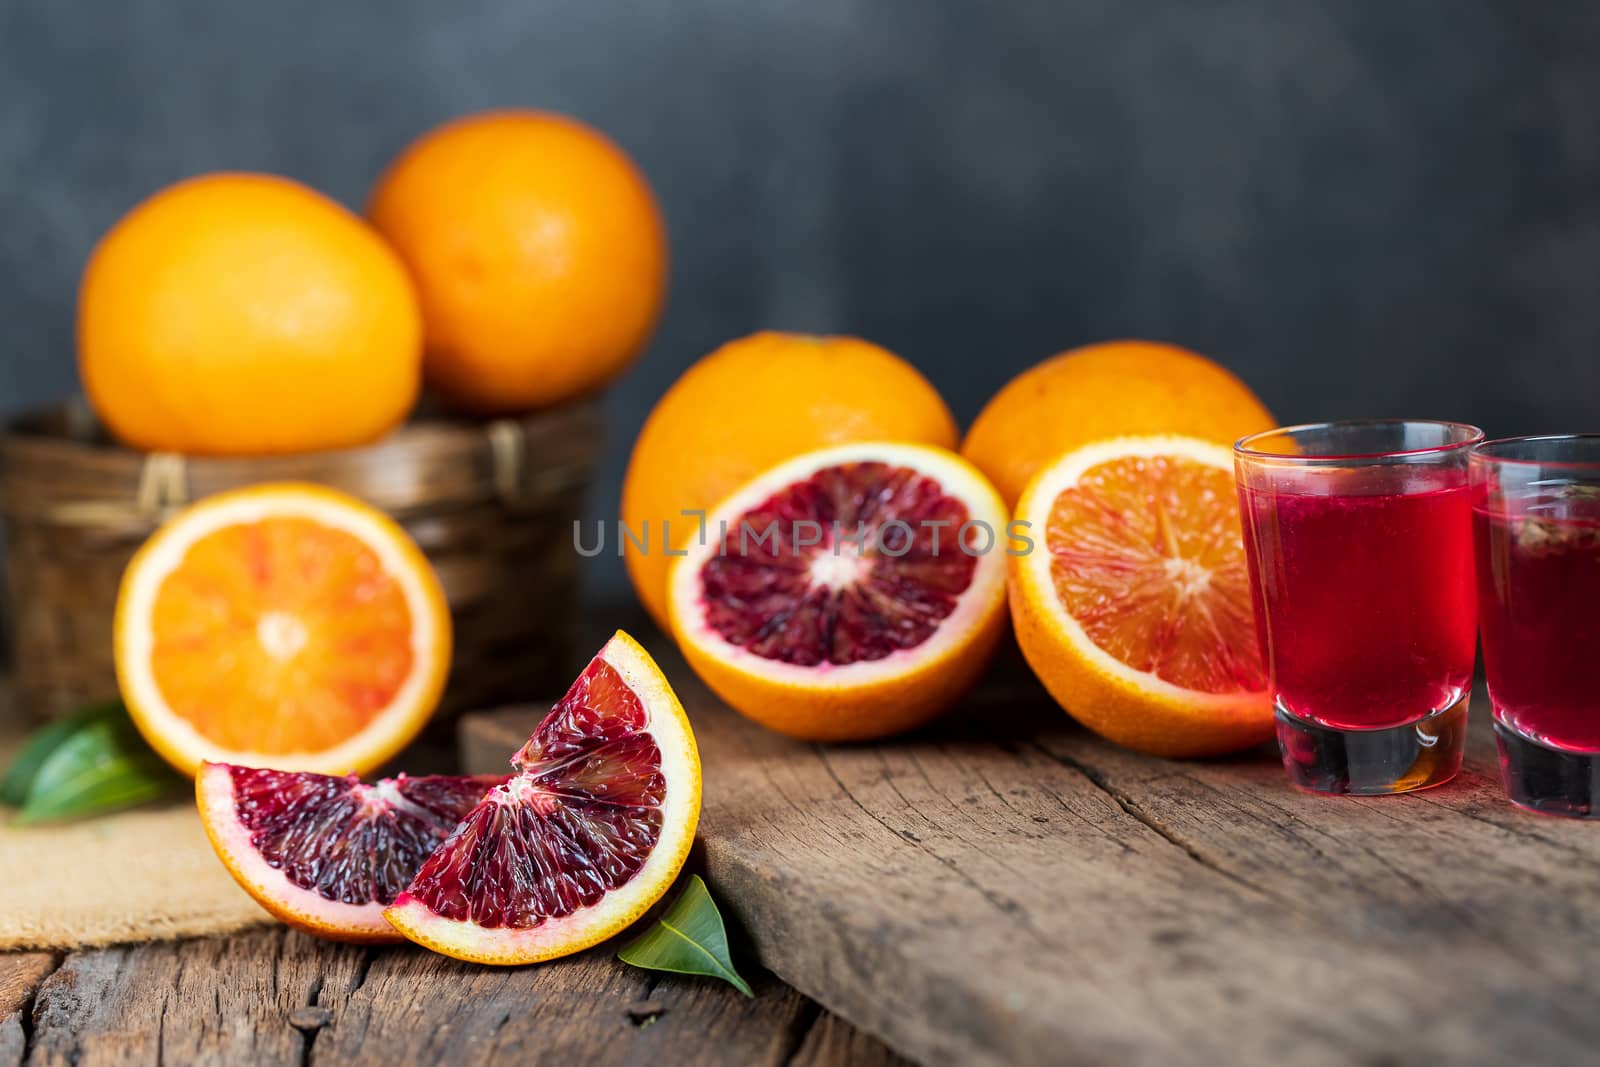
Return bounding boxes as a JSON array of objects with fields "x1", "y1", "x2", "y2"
[
  {"x1": 1234, "y1": 420, "x2": 1482, "y2": 794},
  {"x1": 1472, "y1": 436, "x2": 1600, "y2": 817}
]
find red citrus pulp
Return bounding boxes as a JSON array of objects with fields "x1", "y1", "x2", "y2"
[
  {"x1": 197, "y1": 764, "x2": 507, "y2": 942},
  {"x1": 667, "y1": 441, "x2": 1010, "y2": 741},
  {"x1": 383, "y1": 631, "x2": 701, "y2": 964}
]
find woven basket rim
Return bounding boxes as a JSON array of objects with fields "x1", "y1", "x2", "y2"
[{"x1": 0, "y1": 396, "x2": 604, "y2": 521}]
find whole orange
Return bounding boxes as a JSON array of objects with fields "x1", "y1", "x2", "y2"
[
  {"x1": 961, "y1": 340, "x2": 1276, "y2": 506},
  {"x1": 622, "y1": 331, "x2": 958, "y2": 630},
  {"x1": 78, "y1": 173, "x2": 422, "y2": 456},
  {"x1": 368, "y1": 110, "x2": 667, "y2": 413}
]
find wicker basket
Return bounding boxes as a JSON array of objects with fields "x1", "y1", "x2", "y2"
[{"x1": 0, "y1": 399, "x2": 603, "y2": 727}]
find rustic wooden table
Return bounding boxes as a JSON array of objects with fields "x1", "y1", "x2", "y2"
[
  {"x1": 8, "y1": 626, "x2": 1600, "y2": 1066},
  {"x1": 1, "y1": 933, "x2": 904, "y2": 1066}
]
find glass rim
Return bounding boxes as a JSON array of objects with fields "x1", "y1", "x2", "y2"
[
  {"x1": 1471, "y1": 433, "x2": 1600, "y2": 471},
  {"x1": 1233, "y1": 419, "x2": 1485, "y2": 463}
]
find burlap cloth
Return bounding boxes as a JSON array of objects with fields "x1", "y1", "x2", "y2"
[{"x1": 0, "y1": 724, "x2": 270, "y2": 950}]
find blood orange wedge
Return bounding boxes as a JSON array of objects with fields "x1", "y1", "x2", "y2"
[
  {"x1": 1009, "y1": 436, "x2": 1270, "y2": 757},
  {"x1": 666, "y1": 441, "x2": 1010, "y2": 741},
  {"x1": 197, "y1": 763, "x2": 507, "y2": 941},
  {"x1": 383, "y1": 630, "x2": 700, "y2": 965},
  {"x1": 115, "y1": 482, "x2": 452, "y2": 777}
]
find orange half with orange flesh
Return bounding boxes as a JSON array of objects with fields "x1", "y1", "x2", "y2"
[
  {"x1": 115, "y1": 482, "x2": 452, "y2": 777},
  {"x1": 1008, "y1": 436, "x2": 1270, "y2": 757}
]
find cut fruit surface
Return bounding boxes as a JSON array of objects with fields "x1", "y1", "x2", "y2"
[
  {"x1": 115, "y1": 482, "x2": 452, "y2": 777},
  {"x1": 667, "y1": 441, "x2": 1009, "y2": 741},
  {"x1": 1010, "y1": 436, "x2": 1270, "y2": 757},
  {"x1": 384, "y1": 631, "x2": 700, "y2": 965},
  {"x1": 197, "y1": 762, "x2": 506, "y2": 942}
]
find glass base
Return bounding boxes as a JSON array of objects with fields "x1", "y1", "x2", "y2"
[
  {"x1": 1275, "y1": 690, "x2": 1469, "y2": 795},
  {"x1": 1494, "y1": 719, "x2": 1600, "y2": 818}
]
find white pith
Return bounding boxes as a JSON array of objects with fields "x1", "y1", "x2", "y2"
[
  {"x1": 1015, "y1": 435, "x2": 1261, "y2": 704},
  {"x1": 256, "y1": 611, "x2": 310, "y2": 660},
  {"x1": 1162, "y1": 556, "x2": 1213, "y2": 600},
  {"x1": 118, "y1": 487, "x2": 444, "y2": 775},
  {"x1": 808, "y1": 543, "x2": 868, "y2": 591},
  {"x1": 667, "y1": 441, "x2": 1010, "y2": 689},
  {"x1": 384, "y1": 631, "x2": 702, "y2": 961}
]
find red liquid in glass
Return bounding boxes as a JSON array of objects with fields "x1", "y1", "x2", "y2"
[
  {"x1": 1239, "y1": 479, "x2": 1477, "y2": 730},
  {"x1": 1475, "y1": 495, "x2": 1600, "y2": 752}
]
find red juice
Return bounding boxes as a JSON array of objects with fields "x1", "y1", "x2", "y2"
[
  {"x1": 1475, "y1": 495, "x2": 1600, "y2": 752},
  {"x1": 1239, "y1": 477, "x2": 1478, "y2": 730}
]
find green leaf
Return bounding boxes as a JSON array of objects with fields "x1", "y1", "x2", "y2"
[
  {"x1": 617, "y1": 875, "x2": 754, "y2": 996},
  {"x1": 11, "y1": 708, "x2": 183, "y2": 824},
  {"x1": 0, "y1": 700, "x2": 125, "y2": 806}
]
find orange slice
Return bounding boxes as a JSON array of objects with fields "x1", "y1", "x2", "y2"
[
  {"x1": 115, "y1": 482, "x2": 452, "y2": 777},
  {"x1": 1009, "y1": 436, "x2": 1270, "y2": 757},
  {"x1": 384, "y1": 631, "x2": 701, "y2": 965}
]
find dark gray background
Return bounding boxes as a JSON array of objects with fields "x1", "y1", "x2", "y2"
[{"x1": 2, "y1": 0, "x2": 1597, "y2": 602}]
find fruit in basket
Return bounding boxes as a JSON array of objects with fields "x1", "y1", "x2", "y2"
[
  {"x1": 368, "y1": 109, "x2": 666, "y2": 413},
  {"x1": 623, "y1": 331, "x2": 958, "y2": 629},
  {"x1": 114, "y1": 482, "x2": 451, "y2": 777},
  {"x1": 197, "y1": 764, "x2": 507, "y2": 942},
  {"x1": 667, "y1": 441, "x2": 1009, "y2": 741},
  {"x1": 384, "y1": 631, "x2": 700, "y2": 965},
  {"x1": 961, "y1": 340, "x2": 1275, "y2": 506},
  {"x1": 78, "y1": 172, "x2": 422, "y2": 456},
  {"x1": 1008, "y1": 436, "x2": 1270, "y2": 757}
]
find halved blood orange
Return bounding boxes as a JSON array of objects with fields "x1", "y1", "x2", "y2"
[
  {"x1": 383, "y1": 630, "x2": 700, "y2": 965},
  {"x1": 115, "y1": 482, "x2": 452, "y2": 777},
  {"x1": 666, "y1": 441, "x2": 1010, "y2": 741},
  {"x1": 197, "y1": 763, "x2": 507, "y2": 941},
  {"x1": 1009, "y1": 436, "x2": 1270, "y2": 757}
]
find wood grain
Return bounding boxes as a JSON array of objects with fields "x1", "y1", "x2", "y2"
[
  {"x1": 463, "y1": 649, "x2": 1600, "y2": 1067},
  {"x1": 1, "y1": 954, "x2": 56, "y2": 1067},
  {"x1": 10, "y1": 928, "x2": 908, "y2": 1067}
]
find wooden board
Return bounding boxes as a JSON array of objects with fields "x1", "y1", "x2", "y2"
[
  {"x1": 3, "y1": 932, "x2": 909, "y2": 1067},
  {"x1": 463, "y1": 645, "x2": 1600, "y2": 1067}
]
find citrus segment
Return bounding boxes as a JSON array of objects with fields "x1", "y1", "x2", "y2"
[
  {"x1": 197, "y1": 763, "x2": 507, "y2": 942},
  {"x1": 383, "y1": 631, "x2": 700, "y2": 965},
  {"x1": 1010, "y1": 437, "x2": 1271, "y2": 758},
  {"x1": 668, "y1": 442, "x2": 1009, "y2": 741},
  {"x1": 116, "y1": 483, "x2": 452, "y2": 777}
]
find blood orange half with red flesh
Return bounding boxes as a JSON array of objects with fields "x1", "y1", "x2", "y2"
[
  {"x1": 383, "y1": 630, "x2": 701, "y2": 965},
  {"x1": 667, "y1": 441, "x2": 1010, "y2": 741},
  {"x1": 196, "y1": 763, "x2": 507, "y2": 942}
]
